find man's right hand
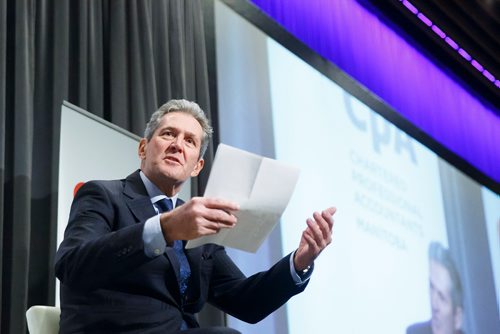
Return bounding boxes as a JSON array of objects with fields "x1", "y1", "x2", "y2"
[{"x1": 159, "y1": 197, "x2": 239, "y2": 243}]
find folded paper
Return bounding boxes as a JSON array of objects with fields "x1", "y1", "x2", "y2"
[{"x1": 186, "y1": 144, "x2": 300, "y2": 252}]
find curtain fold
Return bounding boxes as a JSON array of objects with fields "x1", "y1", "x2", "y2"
[{"x1": 0, "y1": 1, "x2": 216, "y2": 333}]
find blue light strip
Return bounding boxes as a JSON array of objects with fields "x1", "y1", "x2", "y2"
[
  {"x1": 250, "y1": 0, "x2": 500, "y2": 184},
  {"x1": 399, "y1": 0, "x2": 499, "y2": 88}
]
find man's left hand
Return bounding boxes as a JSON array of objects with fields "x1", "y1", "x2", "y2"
[{"x1": 294, "y1": 207, "x2": 336, "y2": 271}]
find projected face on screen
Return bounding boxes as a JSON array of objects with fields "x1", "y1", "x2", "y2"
[
  {"x1": 428, "y1": 243, "x2": 463, "y2": 334},
  {"x1": 429, "y1": 261, "x2": 461, "y2": 334}
]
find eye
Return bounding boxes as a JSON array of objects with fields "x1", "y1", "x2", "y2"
[
  {"x1": 185, "y1": 137, "x2": 196, "y2": 146},
  {"x1": 161, "y1": 130, "x2": 175, "y2": 139}
]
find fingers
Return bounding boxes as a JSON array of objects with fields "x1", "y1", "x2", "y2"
[
  {"x1": 161, "y1": 197, "x2": 240, "y2": 241},
  {"x1": 203, "y1": 197, "x2": 240, "y2": 211},
  {"x1": 196, "y1": 197, "x2": 239, "y2": 226},
  {"x1": 306, "y1": 219, "x2": 329, "y2": 250},
  {"x1": 302, "y1": 228, "x2": 320, "y2": 253},
  {"x1": 325, "y1": 206, "x2": 337, "y2": 216},
  {"x1": 186, "y1": 197, "x2": 238, "y2": 234},
  {"x1": 304, "y1": 207, "x2": 336, "y2": 250},
  {"x1": 311, "y1": 212, "x2": 329, "y2": 240},
  {"x1": 323, "y1": 207, "x2": 336, "y2": 225},
  {"x1": 205, "y1": 207, "x2": 238, "y2": 227},
  {"x1": 312, "y1": 209, "x2": 334, "y2": 236},
  {"x1": 191, "y1": 197, "x2": 239, "y2": 226},
  {"x1": 320, "y1": 207, "x2": 336, "y2": 229},
  {"x1": 199, "y1": 221, "x2": 224, "y2": 235}
]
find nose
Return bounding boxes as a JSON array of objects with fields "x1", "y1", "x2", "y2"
[{"x1": 169, "y1": 135, "x2": 184, "y2": 152}]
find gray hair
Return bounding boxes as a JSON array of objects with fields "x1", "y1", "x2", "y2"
[
  {"x1": 144, "y1": 99, "x2": 213, "y2": 158},
  {"x1": 429, "y1": 241, "x2": 463, "y2": 309}
]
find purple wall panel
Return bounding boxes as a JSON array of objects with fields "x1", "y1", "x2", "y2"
[{"x1": 251, "y1": 0, "x2": 499, "y2": 183}]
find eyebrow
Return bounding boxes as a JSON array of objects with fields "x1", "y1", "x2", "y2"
[{"x1": 159, "y1": 126, "x2": 201, "y2": 144}]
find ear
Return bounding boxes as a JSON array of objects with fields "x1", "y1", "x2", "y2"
[
  {"x1": 190, "y1": 158, "x2": 205, "y2": 177},
  {"x1": 138, "y1": 138, "x2": 148, "y2": 160}
]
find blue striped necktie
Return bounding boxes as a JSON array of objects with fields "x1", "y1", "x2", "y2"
[{"x1": 155, "y1": 198, "x2": 191, "y2": 297}]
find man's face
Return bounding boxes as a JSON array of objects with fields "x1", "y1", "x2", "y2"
[
  {"x1": 429, "y1": 260, "x2": 462, "y2": 334},
  {"x1": 139, "y1": 112, "x2": 204, "y2": 194}
]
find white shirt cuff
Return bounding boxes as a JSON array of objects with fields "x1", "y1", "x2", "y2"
[
  {"x1": 289, "y1": 251, "x2": 313, "y2": 285},
  {"x1": 143, "y1": 214, "x2": 166, "y2": 257}
]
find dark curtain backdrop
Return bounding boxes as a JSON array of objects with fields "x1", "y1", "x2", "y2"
[{"x1": 0, "y1": 1, "x2": 221, "y2": 333}]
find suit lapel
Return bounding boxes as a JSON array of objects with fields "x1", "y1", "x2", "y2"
[{"x1": 122, "y1": 170, "x2": 156, "y2": 223}]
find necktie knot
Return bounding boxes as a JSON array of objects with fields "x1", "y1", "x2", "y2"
[{"x1": 156, "y1": 198, "x2": 173, "y2": 213}]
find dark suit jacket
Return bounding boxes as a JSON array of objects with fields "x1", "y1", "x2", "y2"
[
  {"x1": 407, "y1": 321, "x2": 433, "y2": 334},
  {"x1": 55, "y1": 170, "x2": 307, "y2": 333},
  {"x1": 406, "y1": 320, "x2": 465, "y2": 334}
]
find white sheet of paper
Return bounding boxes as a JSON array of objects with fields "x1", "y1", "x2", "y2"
[{"x1": 185, "y1": 143, "x2": 300, "y2": 252}]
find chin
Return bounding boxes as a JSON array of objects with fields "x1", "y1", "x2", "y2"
[{"x1": 163, "y1": 170, "x2": 190, "y2": 183}]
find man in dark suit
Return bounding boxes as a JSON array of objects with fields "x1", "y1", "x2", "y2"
[
  {"x1": 55, "y1": 99, "x2": 336, "y2": 333},
  {"x1": 406, "y1": 242, "x2": 465, "y2": 334}
]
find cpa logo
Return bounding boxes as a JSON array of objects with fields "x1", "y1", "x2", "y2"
[{"x1": 346, "y1": 98, "x2": 417, "y2": 165}]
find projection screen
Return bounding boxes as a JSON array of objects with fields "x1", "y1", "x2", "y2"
[{"x1": 215, "y1": 2, "x2": 500, "y2": 334}]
